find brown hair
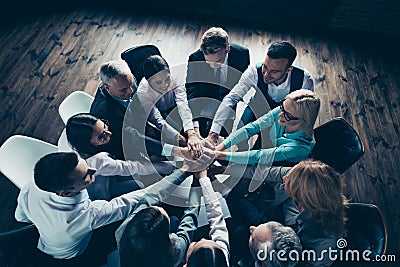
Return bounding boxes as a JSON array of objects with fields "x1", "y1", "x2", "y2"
[
  {"x1": 200, "y1": 27, "x2": 229, "y2": 55},
  {"x1": 285, "y1": 159, "x2": 347, "y2": 236}
]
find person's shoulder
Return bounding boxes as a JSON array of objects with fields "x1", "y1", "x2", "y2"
[
  {"x1": 230, "y1": 43, "x2": 249, "y2": 53},
  {"x1": 91, "y1": 87, "x2": 109, "y2": 110},
  {"x1": 188, "y1": 49, "x2": 204, "y2": 61},
  {"x1": 292, "y1": 65, "x2": 312, "y2": 76},
  {"x1": 136, "y1": 79, "x2": 150, "y2": 94}
]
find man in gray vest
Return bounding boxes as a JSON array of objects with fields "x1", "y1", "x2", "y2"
[{"x1": 207, "y1": 41, "x2": 314, "y2": 148}]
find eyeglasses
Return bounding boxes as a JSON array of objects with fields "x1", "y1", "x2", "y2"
[
  {"x1": 97, "y1": 119, "x2": 110, "y2": 142},
  {"x1": 81, "y1": 167, "x2": 96, "y2": 181},
  {"x1": 86, "y1": 168, "x2": 96, "y2": 176},
  {"x1": 280, "y1": 104, "x2": 299, "y2": 121},
  {"x1": 131, "y1": 83, "x2": 138, "y2": 93}
]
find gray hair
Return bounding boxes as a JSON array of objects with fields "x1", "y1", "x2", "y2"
[
  {"x1": 99, "y1": 59, "x2": 133, "y2": 85},
  {"x1": 250, "y1": 222, "x2": 302, "y2": 267}
]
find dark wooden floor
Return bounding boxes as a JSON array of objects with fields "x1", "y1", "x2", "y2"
[{"x1": 0, "y1": 8, "x2": 399, "y2": 263}]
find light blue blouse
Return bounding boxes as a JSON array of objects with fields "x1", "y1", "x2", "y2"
[{"x1": 222, "y1": 107, "x2": 314, "y2": 164}]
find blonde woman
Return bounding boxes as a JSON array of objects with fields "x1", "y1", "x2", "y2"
[{"x1": 214, "y1": 89, "x2": 320, "y2": 165}]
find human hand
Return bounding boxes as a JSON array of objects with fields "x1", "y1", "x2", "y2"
[
  {"x1": 187, "y1": 133, "x2": 203, "y2": 159},
  {"x1": 180, "y1": 150, "x2": 214, "y2": 173},
  {"x1": 201, "y1": 137, "x2": 216, "y2": 150},
  {"x1": 194, "y1": 169, "x2": 208, "y2": 179},
  {"x1": 178, "y1": 134, "x2": 187, "y2": 147},
  {"x1": 215, "y1": 142, "x2": 226, "y2": 152},
  {"x1": 206, "y1": 132, "x2": 219, "y2": 147}
]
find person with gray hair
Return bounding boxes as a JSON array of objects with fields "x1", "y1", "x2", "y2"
[
  {"x1": 90, "y1": 59, "x2": 139, "y2": 160},
  {"x1": 90, "y1": 59, "x2": 194, "y2": 162},
  {"x1": 249, "y1": 221, "x2": 302, "y2": 267}
]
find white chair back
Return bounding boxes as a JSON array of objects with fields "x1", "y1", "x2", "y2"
[
  {"x1": 0, "y1": 135, "x2": 58, "y2": 189},
  {"x1": 58, "y1": 91, "x2": 94, "y2": 124},
  {"x1": 57, "y1": 129, "x2": 75, "y2": 152}
]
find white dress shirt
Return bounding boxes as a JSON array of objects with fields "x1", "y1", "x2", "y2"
[
  {"x1": 136, "y1": 73, "x2": 194, "y2": 138},
  {"x1": 210, "y1": 64, "x2": 314, "y2": 134},
  {"x1": 215, "y1": 53, "x2": 229, "y2": 84},
  {"x1": 15, "y1": 181, "x2": 146, "y2": 259},
  {"x1": 86, "y1": 152, "x2": 173, "y2": 177},
  {"x1": 14, "y1": 152, "x2": 176, "y2": 259}
]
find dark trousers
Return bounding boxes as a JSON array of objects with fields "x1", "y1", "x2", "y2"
[
  {"x1": 236, "y1": 106, "x2": 262, "y2": 150},
  {"x1": 33, "y1": 221, "x2": 122, "y2": 267}
]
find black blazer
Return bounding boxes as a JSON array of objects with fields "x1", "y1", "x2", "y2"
[
  {"x1": 186, "y1": 43, "x2": 250, "y2": 119},
  {"x1": 90, "y1": 86, "x2": 163, "y2": 160}
]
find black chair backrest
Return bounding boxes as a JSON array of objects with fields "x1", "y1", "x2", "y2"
[
  {"x1": 121, "y1": 44, "x2": 162, "y2": 83},
  {"x1": 344, "y1": 203, "x2": 387, "y2": 257},
  {"x1": 311, "y1": 117, "x2": 364, "y2": 173},
  {"x1": 0, "y1": 224, "x2": 39, "y2": 266}
]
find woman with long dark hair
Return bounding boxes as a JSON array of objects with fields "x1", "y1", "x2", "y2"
[{"x1": 66, "y1": 113, "x2": 174, "y2": 199}]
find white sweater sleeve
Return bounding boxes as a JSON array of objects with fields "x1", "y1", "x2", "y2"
[
  {"x1": 86, "y1": 152, "x2": 172, "y2": 176},
  {"x1": 199, "y1": 177, "x2": 230, "y2": 264},
  {"x1": 174, "y1": 84, "x2": 194, "y2": 132}
]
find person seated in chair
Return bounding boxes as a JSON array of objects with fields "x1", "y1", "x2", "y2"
[
  {"x1": 66, "y1": 113, "x2": 175, "y2": 200},
  {"x1": 213, "y1": 90, "x2": 320, "y2": 166},
  {"x1": 247, "y1": 221, "x2": 302, "y2": 267},
  {"x1": 15, "y1": 152, "x2": 209, "y2": 266},
  {"x1": 184, "y1": 168, "x2": 230, "y2": 267},
  {"x1": 116, "y1": 153, "x2": 214, "y2": 267},
  {"x1": 207, "y1": 41, "x2": 314, "y2": 148},
  {"x1": 236, "y1": 160, "x2": 346, "y2": 267},
  {"x1": 90, "y1": 59, "x2": 196, "y2": 161},
  {"x1": 136, "y1": 55, "x2": 203, "y2": 158},
  {"x1": 186, "y1": 26, "x2": 250, "y2": 139}
]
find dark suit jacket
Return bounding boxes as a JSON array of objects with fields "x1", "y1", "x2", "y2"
[
  {"x1": 186, "y1": 43, "x2": 250, "y2": 121},
  {"x1": 90, "y1": 86, "x2": 163, "y2": 160}
]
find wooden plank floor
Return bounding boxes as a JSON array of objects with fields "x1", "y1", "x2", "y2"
[{"x1": 0, "y1": 9, "x2": 399, "y2": 262}]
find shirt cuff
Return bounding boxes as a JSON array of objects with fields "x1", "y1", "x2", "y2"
[
  {"x1": 224, "y1": 153, "x2": 232, "y2": 162},
  {"x1": 183, "y1": 122, "x2": 194, "y2": 133},
  {"x1": 199, "y1": 176, "x2": 212, "y2": 186},
  {"x1": 222, "y1": 139, "x2": 231, "y2": 149},
  {"x1": 210, "y1": 123, "x2": 223, "y2": 135},
  {"x1": 162, "y1": 144, "x2": 174, "y2": 156},
  {"x1": 193, "y1": 120, "x2": 199, "y2": 128}
]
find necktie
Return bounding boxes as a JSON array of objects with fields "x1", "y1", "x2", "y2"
[{"x1": 215, "y1": 67, "x2": 222, "y2": 86}]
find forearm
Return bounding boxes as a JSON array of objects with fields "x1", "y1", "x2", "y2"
[
  {"x1": 138, "y1": 169, "x2": 188, "y2": 206},
  {"x1": 198, "y1": 177, "x2": 230, "y2": 260},
  {"x1": 215, "y1": 150, "x2": 227, "y2": 161},
  {"x1": 210, "y1": 96, "x2": 239, "y2": 135},
  {"x1": 175, "y1": 187, "x2": 202, "y2": 244}
]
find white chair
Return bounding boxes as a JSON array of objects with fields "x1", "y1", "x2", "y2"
[
  {"x1": 57, "y1": 129, "x2": 74, "y2": 152},
  {"x1": 0, "y1": 135, "x2": 58, "y2": 189},
  {"x1": 58, "y1": 91, "x2": 94, "y2": 124}
]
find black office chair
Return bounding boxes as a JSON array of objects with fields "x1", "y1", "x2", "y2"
[
  {"x1": 0, "y1": 224, "x2": 39, "y2": 267},
  {"x1": 345, "y1": 203, "x2": 387, "y2": 256},
  {"x1": 121, "y1": 44, "x2": 162, "y2": 83},
  {"x1": 311, "y1": 117, "x2": 365, "y2": 173},
  {"x1": 332, "y1": 203, "x2": 387, "y2": 266}
]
